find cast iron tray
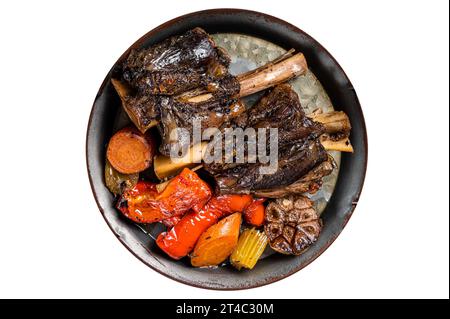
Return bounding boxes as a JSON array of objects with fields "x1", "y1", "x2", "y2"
[{"x1": 86, "y1": 9, "x2": 368, "y2": 290}]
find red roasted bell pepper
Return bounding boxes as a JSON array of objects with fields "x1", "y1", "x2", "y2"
[
  {"x1": 156, "y1": 194, "x2": 264, "y2": 259},
  {"x1": 116, "y1": 168, "x2": 212, "y2": 223}
]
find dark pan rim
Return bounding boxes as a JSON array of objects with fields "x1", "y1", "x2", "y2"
[{"x1": 86, "y1": 8, "x2": 368, "y2": 290}]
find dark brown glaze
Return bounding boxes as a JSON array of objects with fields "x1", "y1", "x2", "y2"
[
  {"x1": 253, "y1": 155, "x2": 335, "y2": 198},
  {"x1": 265, "y1": 196, "x2": 322, "y2": 255},
  {"x1": 122, "y1": 93, "x2": 160, "y2": 132},
  {"x1": 111, "y1": 73, "x2": 240, "y2": 136},
  {"x1": 235, "y1": 84, "x2": 324, "y2": 147},
  {"x1": 111, "y1": 79, "x2": 160, "y2": 133},
  {"x1": 122, "y1": 27, "x2": 232, "y2": 96},
  {"x1": 113, "y1": 27, "x2": 241, "y2": 142},
  {"x1": 205, "y1": 84, "x2": 331, "y2": 196},
  {"x1": 158, "y1": 93, "x2": 244, "y2": 155},
  {"x1": 213, "y1": 139, "x2": 328, "y2": 195}
]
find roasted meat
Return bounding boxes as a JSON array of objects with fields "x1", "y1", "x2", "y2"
[
  {"x1": 122, "y1": 27, "x2": 231, "y2": 96},
  {"x1": 112, "y1": 28, "x2": 241, "y2": 138},
  {"x1": 253, "y1": 155, "x2": 335, "y2": 198},
  {"x1": 150, "y1": 52, "x2": 307, "y2": 156},
  {"x1": 264, "y1": 196, "x2": 322, "y2": 255},
  {"x1": 205, "y1": 84, "x2": 325, "y2": 172},
  {"x1": 111, "y1": 79, "x2": 160, "y2": 133},
  {"x1": 234, "y1": 83, "x2": 324, "y2": 146},
  {"x1": 212, "y1": 138, "x2": 329, "y2": 194},
  {"x1": 113, "y1": 29, "x2": 308, "y2": 155},
  {"x1": 157, "y1": 76, "x2": 243, "y2": 155},
  {"x1": 205, "y1": 84, "x2": 334, "y2": 197}
]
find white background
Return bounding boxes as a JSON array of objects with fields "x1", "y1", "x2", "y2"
[{"x1": 0, "y1": 0, "x2": 448, "y2": 299}]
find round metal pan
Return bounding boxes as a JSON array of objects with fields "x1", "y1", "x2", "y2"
[{"x1": 86, "y1": 9, "x2": 368, "y2": 290}]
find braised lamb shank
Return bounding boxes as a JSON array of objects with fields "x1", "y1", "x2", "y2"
[
  {"x1": 112, "y1": 28, "x2": 308, "y2": 156},
  {"x1": 122, "y1": 27, "x2": 234, "y2": 96},
  {"x1": 205, "y1": 84, "x2": 343, "y2": 198}
]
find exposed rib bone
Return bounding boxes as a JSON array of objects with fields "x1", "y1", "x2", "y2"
[
  {"x1": 309, "y1": 110, "x2": 352, "y2": 136},
  {"x1": 238, "y1": 53, "x2": 307, "y2": 97}
]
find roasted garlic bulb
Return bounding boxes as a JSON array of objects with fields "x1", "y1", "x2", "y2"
[{"x1": 264, "y1": 196, "x2": 322, "y2": 255}]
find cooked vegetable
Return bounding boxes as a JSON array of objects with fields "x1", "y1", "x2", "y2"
[
  {"x1": 230, "y1": 228, "x2": 268, "y2": 270},
  {"x1": 191, "y1": 213, "x2": 242, "y2": 267},
  {"x1": 153, "y1": 143, "x2": 208, "y2": 180},
  {"x1": 265, "y1": 196, "x2": 322, "y2": 255},
  {"x1": 104, "y1": 160, "x2": 138, "y2": 195},
  {"x1": 161, "y1": 216, "x2": 182, "y2": 228},
  {"x1": 243, "y1": 199, "x2": 266, "y2": 226},
  {"x1": 116, "y1": 168, "x2": 211, "y2": 223},
  {"x1": 156, "y1": 194, "x2": 253, "y2": 260},
  {"x1": 155, "y1": 165, "x2": 203, "y2": 193},
  {"x1": 106, "y1": 126, "x2": 156, "y2": 174}
]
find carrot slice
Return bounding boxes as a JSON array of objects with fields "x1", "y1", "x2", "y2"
[
  {"x1": 191, "y1": 213, "x2": 242, "y2": 267},
  {"x1": 106, "y1": 126, "x2": 155, "y2": 174}
]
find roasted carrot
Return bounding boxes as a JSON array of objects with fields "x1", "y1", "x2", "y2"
[
  {"x1": 191, "y1": 213, "x2": 242, "y2": 267},
  {"x1": 243, "y1": 198, "x2": 266, "y2": 226},
  {"x1": 156, "y1": 195, "x2": 253, "y2": 259},
  {"x1": 116, "y1": 168, "x2": 212, "y2": 223},
  {"x1": 106, "y1": 126, "x2": 155, "y2": 174}
]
